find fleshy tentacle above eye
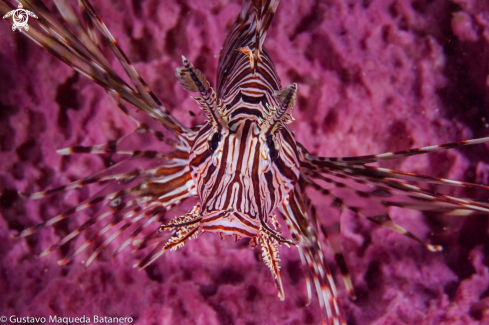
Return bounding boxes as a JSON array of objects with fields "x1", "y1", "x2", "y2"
[
  {"x1": 260, "y1": 83, "x2": 298, "y2": 136},
  {"x1": 175, "y1": 56, "x2": 228, "y2": 131}
]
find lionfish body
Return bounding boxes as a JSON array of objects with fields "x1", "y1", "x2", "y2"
[
  {"x1": 190, "y1": 3, "x2": 299, "y2": 242},
  {"x1": 2, "y1": 0, "x2": 489, "y2": 324}
]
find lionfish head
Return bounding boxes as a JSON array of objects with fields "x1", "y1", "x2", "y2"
[{"x1": 188, "y1": 113, "x2": 301, "y2": 241}]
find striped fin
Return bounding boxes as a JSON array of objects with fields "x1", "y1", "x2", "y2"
[
  {"x1": 301, "y1": 163, "x2": 489, "y2": 252},
  {"x1": 54, "y1": 119, "x2": 186, "y2": 156},
  {"x1": 66, "y1": 3, "x2": 184, "y2": 149},
  {"x1": 134, "y1": 241, "x2": 167, "y2": 270},
  {"x1": 300, "y1": 182, "x2": 356, "y2": 300},
  {"x1": 348, "y1": 164, "x2": 489, "y2": 191},
  {"x1": 131, "y1": 226, "x2": 169, "y2": 252},
  {"x1": 306, "y1": 168, "x2": 448, "y2": 292},
  {"x1": 48, "y1": 186, "x2": 188, "y2": 265},
  {"x1": 306, "y1": 137, "x2": 489, "y2": 165},
  {"x1": 14, "y1": 188, "x2": 131, "y2": 238},
  {"x1": 19, "y1": 158, "x2": 189, "y2": 201},
  {"x1": 77, "y1": 0, "x2": 98, "y2": 46},
  {"x1": 52, "y1": 199, "x2": 145, "y2": 262},
  {"x1": 280, "y1": 187, "x2": 346, "y2": 325},
  {"x1": 57, "y1": 146, "x2": 178, "y2": 159},
  {"x1": 108, "y1": 96, "x2": 183, "y2": 149},
  {"x1": 84, "y1": 206, "x2": 151, "y2": 266},
  {"x1": 316, "y1": 164, "x2": 489, "y2": 213},
  {"x1": 216, "y1": 0, "x2": 282, "y2": 97},
  {"x1": 54, "y1": 0, "x2": 111, "y2": 70},
  {"x1": 55, "y1": 126, "x2": 139, "y2": 155},
  {"x1": 306, "y1": 199, "x2": 356, "y2": 300},
  {"x1": 78, "y1": 0, "x2": 160, "y2": 109},
  {"x1": 50, "y1": 1, "x2": 184, "y2": 149},
  {"x1": 113, "y1": 212, "x2": 163, "y2": 259},
  {"x1": 15, "y1": 155, "x2": 194, "y2": 266},
  {"x1": 77, "y1": 0, "x2": 189, "y2": 134},
  {"x1": 19, "y1": 0, "x2": 121, "y2": 82},
  {"x1": 19, "y1": 169, "x2": 141, "y2": 200},
  {"x1": 303, "y1": 144, "x2": 489, "y2": 214},
  {"x1": 62, "y1": 205, "x2": 166, "y2": 266},
  {"x1": 0, "y1": 0, "x2": 189, "y2": 135},
  {"x1": 318, "y1": 223, "x2": 356, "y2": 300},
  {"x1": 251, "y1": 0, "x2": 281, "y2": 58},
  {"x1": 297, "y1": 248, "x2": 313, "y2": 306}
]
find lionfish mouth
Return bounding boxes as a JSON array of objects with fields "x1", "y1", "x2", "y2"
[
  {"x1": 159, "y1": 204, "x2": 295, "y2": 249},
  {"x1": 158, "y1": 205, "x2": 262, "y2": 242},
  {"x1": 200, "y1": 209, "x2": 260, "y2": 239}
]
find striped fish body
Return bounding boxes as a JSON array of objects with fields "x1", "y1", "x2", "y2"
[
  {"x1": 189, "y1": 120, "x2": 300, "y2": 239},
  {"x1": 187, "y1": 1, "x2": 300, "y2": 240}
]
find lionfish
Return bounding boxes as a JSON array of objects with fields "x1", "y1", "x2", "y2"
[{"x1": 1, "y1": 0, "x2": 489, "y2": 324}]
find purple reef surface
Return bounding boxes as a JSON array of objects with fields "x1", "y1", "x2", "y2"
[{"x1": 1, "y1": 0, "x2": 489, "y2": 324}]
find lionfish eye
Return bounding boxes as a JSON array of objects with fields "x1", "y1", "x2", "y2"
[
  {"x1": 266, "y1": 135, "x2": 278, "y2": 162},
  {"x1": 209, "y1": 132, "x2": 221, "y2": 153}
]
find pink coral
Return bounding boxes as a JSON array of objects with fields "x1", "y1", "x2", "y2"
[{"x1": 1, "y1": 0, "x2": 489, "y2": 324}]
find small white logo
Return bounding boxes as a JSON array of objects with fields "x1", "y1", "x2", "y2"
[{"x1": 3, "y1": 3, "x2": 38, "y2": 32}]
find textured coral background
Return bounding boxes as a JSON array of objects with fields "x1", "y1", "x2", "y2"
[{"x1": 1, "y1": 0, "x2": 489, "y2": 324}]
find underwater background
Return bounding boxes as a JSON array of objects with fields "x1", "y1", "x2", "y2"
[{"x1": 1, "y1": 0, "x2": 489, "y2": 324}]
